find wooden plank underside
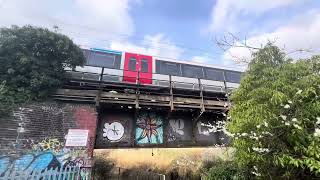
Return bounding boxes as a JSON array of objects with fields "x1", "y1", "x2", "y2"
[{"x1": 53, "y1": 89, "x2": 229, "y2": 110}]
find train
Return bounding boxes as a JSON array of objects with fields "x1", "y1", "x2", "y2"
[{"x1": 68, "y1": 47, "x2": 242, "y2": 93}]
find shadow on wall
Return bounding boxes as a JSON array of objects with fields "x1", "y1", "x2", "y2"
[
  {"x1": 91, "y1": 154, "x2": 115, "y2": 180},
  {"x1": 93, "y1": 147, "x2": 233, "y2": 180}
]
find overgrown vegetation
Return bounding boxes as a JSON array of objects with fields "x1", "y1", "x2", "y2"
[
  {"x1": 0, "y1": 25, "x2": 85, "y2": 115},
  {"x1": 203, "y1": 159, "x2": 248, "y2": 180},
  {"x1": 206, "y1": 43, "x2": 320, "y2": 179}
]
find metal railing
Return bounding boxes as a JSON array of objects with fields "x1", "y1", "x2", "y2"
[
  {"x1": 0, "y1": 166, "x2": 81, "y2": 180},
  {"x1": 66, "y1": 66, "x2": 235, "y2": 93}
]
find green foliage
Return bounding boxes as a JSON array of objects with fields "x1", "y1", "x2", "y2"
[
  {"x1": 0, "y1": 80, "x2": 14, "y2": 114},
  {"x1": 203, "y1": 160, "x2": 248, "y2": 180},
  {"x1": 228, "y1": 43, "x2": 320, "y2": 179},
  {"x1": 0, "y1": 25, "x2": 85, "y2": 114}
]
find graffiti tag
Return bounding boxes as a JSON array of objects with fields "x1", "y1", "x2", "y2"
[{"x1": 169, "y1": 119, "x2": 184, "y2": 135}]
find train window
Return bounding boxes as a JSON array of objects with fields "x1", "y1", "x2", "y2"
[
  {"x1": 87, "y1": 51, "x2": 116, "y2": 68},
  {"x1": 182, "y1": 65, "x2": 204, "y2": 79},
  {"x1": 165, "y1": 62, "x2": 179, "y2": 76},
  {"x1": 205, "y1": 68, "x2": 224, "y2": 81},
  {"x1": 156, "y1": 60, "x2": 180, "y2": 76},
  {"x1": 141, "y1": 59, "x2": 148, "y2": 73},
  {"x1": 225, "y1": 71, "x2": 241, "y2": 83},
  {"x1": 129, "y1": 57, "x2": 136, "y2": 71}
]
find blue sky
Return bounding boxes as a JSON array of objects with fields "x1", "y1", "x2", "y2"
[{"x1": 1, "y1": 0, "x2": 320, "y2": 70}]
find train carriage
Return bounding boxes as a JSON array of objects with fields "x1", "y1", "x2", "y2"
[{"x1": 67, "y1": 47, "x2": 242, "y2": 93}]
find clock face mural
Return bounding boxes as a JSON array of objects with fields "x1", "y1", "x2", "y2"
[
  {"x1": 95, "y1": 110, "x2": 134, "y2": 148},
  {"x1": 103, "y1": 122, "x2": 124, "y2": 142}
]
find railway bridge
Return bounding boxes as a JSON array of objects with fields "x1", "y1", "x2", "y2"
[
  {"x1": 0, "y1": 48, "x2": 240, "y2": 177},
  {"x1": 54, "y1": 64, "x2": 234, "y2": 148}
]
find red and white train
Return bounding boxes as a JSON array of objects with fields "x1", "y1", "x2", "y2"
[{"x1": 69, "y1": 48, "x2": 242, "y2": 92}]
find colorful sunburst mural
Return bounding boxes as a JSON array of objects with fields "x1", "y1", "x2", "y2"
[{"x1": 135, "y1": 112, "x2": 163, "y2": 144}]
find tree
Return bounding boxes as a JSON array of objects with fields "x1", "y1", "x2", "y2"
[
  {"x1": 0, "y1": 25, "x2": 85, "y2": 114},
  {"x1": 226, "y1": 43, "x2": 320, "y2": 179}
]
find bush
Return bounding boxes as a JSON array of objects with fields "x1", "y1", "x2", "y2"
[
  {"x1": 226, "y1": 43, "x2": 320, "y2": 179},
  {"x1": 203, "y1": 160, "x2": 248, "y2": 180},
  {"x1": 0, "y1": 25, "x2": 85, "y2": 114}
]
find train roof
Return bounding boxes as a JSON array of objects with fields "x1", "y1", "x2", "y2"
[{"x1": 81, "y1": 46, "x2": 244, "y2": 73}]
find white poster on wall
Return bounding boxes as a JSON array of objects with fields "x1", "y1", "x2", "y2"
[{"x1": 65, "y1": 129, "x2": 89, "y2": 146}]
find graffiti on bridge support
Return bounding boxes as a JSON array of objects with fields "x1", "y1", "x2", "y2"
[
  {"x1": 95, "y1": 110, "x2": 229, "y2": 148},
  {"x1": 135, "y1": 112, "x2": 164, "y2": 145}
]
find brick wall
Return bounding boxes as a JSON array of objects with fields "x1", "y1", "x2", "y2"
[{"x1": 0, "y1": 101, "x2": 97, "y2": 176}]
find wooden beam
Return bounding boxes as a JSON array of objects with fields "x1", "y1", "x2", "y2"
[
  {"x1": 53, "y1": 89, "x2": 229, "y2": 110},
  {"x1": 169, "y1": 75, "x2": 174, "y2": 111},
  {"x1": 198, "y1": 78, "x2": 205, "y2": 112}
]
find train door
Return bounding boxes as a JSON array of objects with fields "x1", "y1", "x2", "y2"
[
  {"x1": 138, "y1": 54, "x2": 152, "y2": 84},
  {"x1": 123, "y1": 52, "x2": 139, "y2": 83},
  {"x1": 123, "y1": 52, "x2": 152, "y2": 84}
]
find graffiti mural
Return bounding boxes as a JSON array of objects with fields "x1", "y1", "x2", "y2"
[
  {"x1": 103, "y1": 122, "x2": 125, "y2": 142},
  {"x1": 0, "y1": 138, "x2": 89, "y2": 177},
  {"x1": 95, "y1": 110, "x2": 229, "y2": 148},
  {"x1": 167, "y1": 115, "x2": 193, "y2": 144},
  {"x1": 197, "y1": 121, "x2": 217, "y2": 136},
  {"x1": 166, "y1": 112, "x2": 193, "y2": 144},
  {"x1": 136, "y1": 112, "x2": 163, "y2": 144},
  {"x1": 95, "y1": 110, "x2": 133, "y2": 148},
  {"x1": 32, "y1": 138, "x2": 62, "y2": 153},
  {"x1": 0, "y1": 152, "x2": 61, "y2": 174},
  {"x1": 195, "y1": 114, "x2": 228, "y2": 145},
  {"x1": 170, "y1": 119, "x2": 184, "y2": 135},
  {"x1": 196, "y1": 120, "x2": 225, "y2": 136}
]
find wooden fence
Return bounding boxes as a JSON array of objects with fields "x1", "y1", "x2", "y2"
[{"x1": 0, "y1": 166, "x2": 82, "y2": 180}]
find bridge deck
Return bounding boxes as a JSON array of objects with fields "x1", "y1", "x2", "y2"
[
  {"x1": 53, "y1": 89, "x2": 230, "y2": 111},
  {"x1": 53, "y1": 72, "x2": 231, "y2": 114}
]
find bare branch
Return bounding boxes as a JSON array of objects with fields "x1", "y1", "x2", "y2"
[{"x1": 215, "y1": 32, "x2": 314, "y2": 64}]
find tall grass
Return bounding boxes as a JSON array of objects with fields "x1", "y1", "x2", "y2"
[{"x1": 94, "y1": 147, "x2": 233, "y2": 179}]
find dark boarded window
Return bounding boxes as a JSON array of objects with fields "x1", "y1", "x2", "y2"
[
  {"x1": 86, "y1": 50, "x2": 121, "y2": 69},
  {"x1": 129, "y1": 57, "x2": 136, "y2": 71},
  {"x1": 141, "y1": 59, "x2": 148, "y2": 73},
  {"x1": 182, "y1": 65, "x2": 204, "y2": 78},
  {"x1": 225, "y1": 71, "x2": 241, "y2": 83},
  {"x1": 205, "y1": 68, "x2": 224, "y2": 81}
]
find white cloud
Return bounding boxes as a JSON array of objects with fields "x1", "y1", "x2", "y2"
[
  {"x1": 110, "y1": 34, "x2": 184, "y2": 59},
  {"x1": 0, "y1": 0, "x2": 135, "y2": 44},
  {"x1": 0, "y1": 1, "x2": 184, "y2": 61},
  {"x1": 73, "y1": 0, "x2": 133, "y2": 35},
  {"x1": 223, "y1": 9, "x2": 320, "y2": 63},
  {"x1": 210, "y1": 0, "x2": 300, "y2": 32},
  {"x1": 190, "y1": 56, "x2": 211, "y2": 64}
]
